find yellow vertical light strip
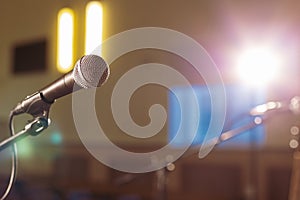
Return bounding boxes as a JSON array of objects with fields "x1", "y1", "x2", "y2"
[
  {"x1": 57, "y1": 8, "x2": 74, "y2": 73},
  {"x1": 85, "y1": 1, "x2": 103, "y2": 55}
]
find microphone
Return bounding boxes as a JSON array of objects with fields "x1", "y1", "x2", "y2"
[
  {"x1": 250, "y1": 96, "x2": 300, "y2": 116},
  {"x1": 250, "y1": 101, "x2": 284, "y2": 116},
  {"x1": 12, "y1": 54, "x2": 109, "y2": 116}
]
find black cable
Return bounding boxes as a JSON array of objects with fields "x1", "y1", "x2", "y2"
[{"x1": 0, "y1": 111, "x2": 17, "y2": 200}]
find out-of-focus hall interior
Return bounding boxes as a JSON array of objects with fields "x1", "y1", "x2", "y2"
[{"x1": 0, "y1": 0, "x2": 300, "y2": 200}]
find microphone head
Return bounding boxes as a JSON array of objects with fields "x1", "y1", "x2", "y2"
[{"x1": 73, "y1": 55, "x2": 110, "y2": 88}]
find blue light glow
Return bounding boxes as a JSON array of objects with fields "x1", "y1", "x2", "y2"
[
  {"x1": 168, "y1": 84, "x2": 266, "y2": 148},
  {"x1": 50, "y1": 132, "x2": 63, "y2": 145}
]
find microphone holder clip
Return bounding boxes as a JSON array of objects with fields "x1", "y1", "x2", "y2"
[{"x1": 0, "y1": 117, "x2": 50, "y2": 152}]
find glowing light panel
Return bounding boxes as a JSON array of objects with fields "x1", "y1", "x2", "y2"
[
  {"x1": 57, "y1": 8, "x2": 74, "y2": 73},
  {"x1": 236, "y1": 46, "x2": 281, "y2": 87},
  {"x1": 85, "y1": 1, "x2": 103, "y2": 55},
  {"x1": 168, "y1": 85, "x2": 266, "y2": 148}
]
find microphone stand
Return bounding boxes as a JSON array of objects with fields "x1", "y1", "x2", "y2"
[
  {"x1": 0, "y1": 104, "x2": 51, "y2": 200},
  {"x1": 155, "y1": 97, "x2": 300, "y2": 200},
  {"x1": 0, "y1": 95, "x2": 52, "y2": 153},
  {"x1": 0, "y1": 117, "x2": 50, "y2": 152}
]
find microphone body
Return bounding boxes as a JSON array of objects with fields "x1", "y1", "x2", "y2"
[
  {"x1": 41, "y1": 71, "x2": 77, "y2": 103},
  {"x1": 12, "y1": 55, "x2": 109, "y2": 116}
]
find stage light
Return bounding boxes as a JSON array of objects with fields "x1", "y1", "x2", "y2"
[
  {"x1": 85, "y1": 1, "x2": 103, "y2": 55},
  {"x1": 236, "y1": 46, "x2": 281, "y2": 87},
  {"x1": 57, "y1": 8, "x2": 74, "y2": 73}
]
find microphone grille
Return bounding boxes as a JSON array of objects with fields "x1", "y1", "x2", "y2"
[{"x1": 73, "y1": 55, "x2": 110, "y2": 88}]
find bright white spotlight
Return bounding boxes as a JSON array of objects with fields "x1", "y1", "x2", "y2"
[{"x1": 236, "y1": 46, "x2": 281, "y2": 87}]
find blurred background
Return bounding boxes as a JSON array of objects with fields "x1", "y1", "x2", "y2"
[{"x1": 0, "y1": 0, "x2": 300, "y2": 199}]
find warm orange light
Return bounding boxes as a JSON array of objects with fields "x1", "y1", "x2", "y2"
[{"x1": 57, "y1": 8, "x2": 74, "y2": 73}]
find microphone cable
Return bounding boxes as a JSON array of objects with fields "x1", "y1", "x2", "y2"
[{"x1": 0, "y1": 111, "x2": 17, "y2": 200}]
